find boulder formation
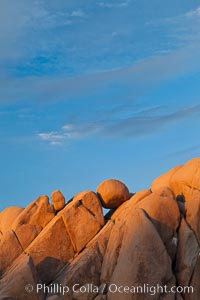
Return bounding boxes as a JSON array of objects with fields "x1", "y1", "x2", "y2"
[
  {"x1": 0, "y1": 158, "x2": 200, "y2": 299},
  {"x1": 51, "y1": 190, "x2": 65, "y2": 211},
  {"x1": 96, "y1": 179, "x2": 130, "y2": 208}
]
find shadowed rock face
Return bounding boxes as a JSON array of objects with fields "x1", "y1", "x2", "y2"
[{"x1": 0, "y1": 158, "x2": 200, "y2": 299}]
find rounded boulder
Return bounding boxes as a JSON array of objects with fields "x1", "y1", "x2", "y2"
[
  {"x1": 51, "y1": 190, "x2": 65, "y2": 211},
  {"x1": 96, "y1": 179, "x2": 130, "y2": 209},
  {"x1": 0, "y1": 206, "x2": 23, "y2": 234}
]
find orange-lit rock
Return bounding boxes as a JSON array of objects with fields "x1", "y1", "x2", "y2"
[
  {"x1": 60, "y1": 195, "x2": 104, "y2": 253},
  {"x1": 171, "y1": 158, "x2": 200, "y2": 196},
  {"x1": 73, "y1": 190, "x2": 104, "y2": 226},
  {"x1": 1, "y1": 158, "x2": 200, "y2": 300},
  {"x1": 0, "y1": 206, "x2": 23, "y2": 234},
  {"x1": 26, "y1": 216, "x2": 74, "y2": 284},
  {"x1": 139, "y1": 188, "x2": 180, "y2": 246},
  {"x1": 103, "y1": 209, "x2": 176, "y2": 300},
  {"x1": 151, "y1": 165, "x2": 182, "y2": 192},
  {"x1": 12, "y1": 195, "x2": 55, "y2": 249},
  {"x1": 48, "y1": 221, "x2": 113, "y2": 299},
  {"x1": 96, "y1": 179, "x2": 130, "y2": 208},
  {"x1": 51, "y1": 190, "x2": 65, "y2": 211},
  {"x1": 0, "y1": 230, "x2": 23, "y2": 275},
  {"x1": 151, "y1": 158, "x2": 200, "y2": 200}
]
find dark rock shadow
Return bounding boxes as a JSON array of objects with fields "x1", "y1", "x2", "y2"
[
  {"x1": 176, "y1": 194, "x2": 186, "y2": 217},
  {"x1": 37, "y1": 256, "x2": 70, "y2": 286}
]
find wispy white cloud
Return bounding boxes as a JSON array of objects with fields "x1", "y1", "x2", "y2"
[
  {"x1": 185, "y1": 6, "x2": 200, "y2": 17},
  {"x1": 162, "y1": 4, "x2": 200, "y2": 35},
  {"x1": 1, "y1": 39, "x2": 200, "y2": 104},
  {"x1": 37, "y1": 133, "x2": 65, "y2": 145},
  {"x1": 71, "y1": 9, "x2": 86, "y2": 18},
  {"x1": 104, "y1": 104, "x2": 200, "y2": 138},
  {"x1": 98, "y1": 0, "x2": 130, "y2": 8},
  {"x1": 38, "y1": 131, "x2": 63, "y2": 141},
  {"x1": 49, "y1": 141, "x2": 63, "y2": 146},
  {"x1": 37, "y1": 104, "x2": 200, "y2": 146},
  {"x1": 168, "y1": 143, "x2": 200, "y2": 158},
  {"x1": 37, "y1": 121, "x2": 103, "y2": 145},
  {"x1": 1, "y1": 0, "x2": 199, "y2": 83}
]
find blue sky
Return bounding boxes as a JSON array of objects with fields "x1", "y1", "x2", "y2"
[{"x1": 1, "y1": 0, "x2": 200, "y2": 210}]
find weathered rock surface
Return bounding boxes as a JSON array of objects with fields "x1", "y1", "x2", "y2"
[
  {"x1": 26, "y1": 216, "x2": 74, "y2": 284},
  {"x1": 50, "y1": 221, "x2": 113, "y2": 299},
  {"x1": 51, "y1": 190, "x2": 65, "y2": 211},
  {"x1": 0, "y1": 206, "x2": 23, "y2": 234},
  {"x1": 105, "y1": 209, "x2": 176, "y2": 300},
  {"x1": 60, "y1": 191, "x2": 104, "y2": 253},
  {"x1": 46, "y1": 296, "x2": 62, "y2": 300},
  {"x1": 152, "y1": 158, "x2": 200, "y2": 246},
  {"x1": 176, "y1": 218, "x2": 199, "y2": 288},
  {"x1": 0, "y1": 158, "x2": 200, "y2": 300},
  {"x1": 97, "y1": 179, "x2": 130, "y2": 208},
  {"x1": 72, "y1": 190, "x2": 105, "y2": 227},
  {"x1": 0, "y1": 296, "x2": 16, "y2": 300},
  {"x1": 151, "y1": 158, "x2": 200, "y2": 200},
  {"x1": 151, "y1": 165, "x2": 183, "y2": 193},
  {"x1": 25, "y1": 190, "x2": 104, "y2": 284},
  {"x1": 12, "y1": 195, "x2": 55, "y2": 250},
  {"x1": 189, "y1": 254, "x2": 200, "y2": 299},
  {"x1": 139, "y1": 187, "x2": 180, "y2": 254},
  {"x1": 0, "y1": 254, "x2": 44, "y2": 300},
  {"x1": 0, "y1": 230, "x2": 23, "y2": 275}
]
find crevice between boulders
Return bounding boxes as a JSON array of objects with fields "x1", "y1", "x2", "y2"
[{"x1": 11, "y1": 229, "x2": 24, "y2": 254}]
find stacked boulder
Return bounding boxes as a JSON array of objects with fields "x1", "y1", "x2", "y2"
[{"x1": 0, "y1": 158, "x2": 200, "y2": 299}]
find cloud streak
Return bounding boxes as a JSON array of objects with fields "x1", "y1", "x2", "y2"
[
  {"x1": 37, "y1": 104, "x2": 200, "y2": 145},
  {"x1": 1, "y1": 40, "x2": 200, "y2": 104},
  {"x1": 185, "y1": 6, "x2": 200, "y2": 17},
  {"x1": 98, "y1": 1, "x2": 130, "y2": 8},
  {"x1": 71, "y1": 9, "x2": 86, "y2": 18}
]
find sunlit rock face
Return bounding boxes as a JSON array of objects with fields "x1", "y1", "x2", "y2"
[
  {"x1": 0, "y1": 158, "x2": 200, "y2": 299},
  {"x1": 51, "y1": 190, "x2": 65, "y2": 212},
  {"x1": 96, "y1": 179, "x2": 130, "y2": 209}
]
